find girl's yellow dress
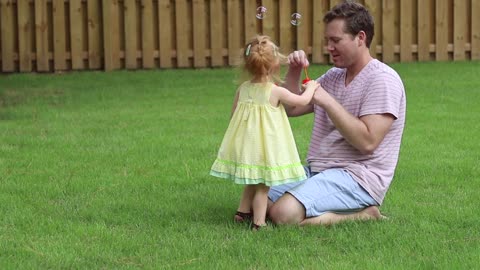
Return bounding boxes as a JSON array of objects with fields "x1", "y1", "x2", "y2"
[{"x1": 210, "y1": 81, "x2": 306, "y2": 186}]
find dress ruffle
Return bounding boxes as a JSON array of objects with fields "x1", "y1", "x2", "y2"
[{"x1": 210, "y1": 158, "x2": 306, "y2": 186}]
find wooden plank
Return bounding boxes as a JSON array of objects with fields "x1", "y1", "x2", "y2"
[
  {"x1": 453, "y1": 0, "x2": 467, "y2": 60},
  {"x1": 330, "y1": 0, "x2": 341, "y2": 9},
  {"x1": 382, "y1": 0, "x2": 395, "y2": 63},
  {"x1": 209, "y1": 0, "x2": 223, "y2": 66},
  {"x1": 158, "y1": 0, "x2": 172, "y2": 68},
  {"x1": 192, "y1": 0, "x2": 206, "y2": 67},
  {"x1": 244, "y1": 0, "x2": 257, "y2": 42},
  {"x1": 399, "y1": 0, "x2": 413, "y2": 62},
  {"x1": 87, "y1": 0, "x2": 102, "y2": 69},
  {"x1": 365, "y1": 0, "x2": 381, "y2": 58},
  {"x1": 329, "y1": 0, "x2": 345, "y2": 61},
  {"x1": 141, "y1": 0, "x2": 154, "y2": 68},
  {"x1": 70, "y1": 0, "x2": 84, "y2": 69},
  {"x1": 175, "y1": 0, "x2": 189, "y2": 67},
  {"x1": 35, "y1": 0, "x2": 49, "y2": 71},
  {"x1": 327, "y1": 0, "x2": 340, "y2": 64},
  {"x1": 312, "y1": 0, "x2": 328, "y2": 64},
  {"x1": 102, "y1": 0, "x2": 120, "y2": 70},
  {"x1": 227, "y1": 0, "x2": 241, "y2": 65},
  {"x1": 1, "y1": 0, "x2": 15, "y2": 72},
  {"x1": 102, "y1": 0, "x2": 113, "y2": 70},
  {"x1": 17, "y1": 0, "x2": 32, "y2": 72},
  {"x1": 278, "y1": 0, "x2": 293, "y2": 55},
  {"x1": 111, "y1": 0, "x2": 121, "y2": 69},
  {"x1": 296, "y1": 0, "x2": 310, "y2": 52},
  {"x1": 53, "y1": 0, "x2": 66, "y2": 70},
  {"x1": 435, "y1": 0, "x2": 449, "y2": 61},
  {"x1": 393, "y1": 0, "x2": 400, "y2": 62},
  {"x1": 417, "y1": 0, "x2": 431, "y2": 61},
  {"x1": 472, "y1": 0, "x2": 480, "y2": 60},
  {"x1": 262, "y1": 0, "x2": 275, "y2": 40},
  {"x1": 124, "y1": 0, "x2": 137, "y2": 69}
]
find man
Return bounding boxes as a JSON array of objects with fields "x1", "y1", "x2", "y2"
[{"x1": 268, "y1": 2, "x2": 406, "y2": 226}]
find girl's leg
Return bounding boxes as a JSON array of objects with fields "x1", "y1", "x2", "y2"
[
  {"x1": 252, "y1": 184, "x2": 270, "y2": 226},
  {"x1": 237, "y1": 185, "x2": 256, "y2": 213},
  {"x1": 235, "y1": 185, "x2": 255, "y2": 222}
]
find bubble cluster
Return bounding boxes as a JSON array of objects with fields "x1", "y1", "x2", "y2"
[
  {"x1": 255, "y1": 6, "x2": 302, "y2": 27},
  {"x1": 290, "y1": 13, "x2": 302, "y2": 26},
  {"x1": 256, "y1": 6, "x2": 267, "y2": 19}
]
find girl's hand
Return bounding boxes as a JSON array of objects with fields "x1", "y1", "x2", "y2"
[{"x1": 302, "y1": 80, "x2": 319, "y2": 91}]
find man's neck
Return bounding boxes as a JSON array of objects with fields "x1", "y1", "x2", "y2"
[{"x1": 345, "y1": 53, "x2": 373, "y2": 86}]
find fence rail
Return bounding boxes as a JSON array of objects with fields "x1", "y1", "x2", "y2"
[{"x1": 0, "y1": 0, "x2": 479, "y2": 73}]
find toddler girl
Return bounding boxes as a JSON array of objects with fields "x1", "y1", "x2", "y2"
[{"x1": 210, "y1": 35, "x2": 319, "y2": 230}]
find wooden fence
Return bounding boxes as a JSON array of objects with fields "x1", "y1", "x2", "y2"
[{"x1": 0, "y1": 0, "x2": 479, "y2": 73}]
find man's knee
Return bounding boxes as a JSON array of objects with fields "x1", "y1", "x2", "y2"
[{"x1": 268, "y1": 194, "x2": 305, "y2": 225}]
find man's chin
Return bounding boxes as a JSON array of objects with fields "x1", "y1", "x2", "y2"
[
  {"x1": 332, "y1": 62, "x2": 344, "y2": 68},
  {"x1": 330, "y1": 57, "x2": 341, "y2": 67}
]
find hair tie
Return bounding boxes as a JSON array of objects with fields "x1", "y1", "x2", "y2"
[{"x1": 245, "y1": 44, "x2": 252, "y2": 56}]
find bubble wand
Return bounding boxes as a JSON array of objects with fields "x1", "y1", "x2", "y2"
[{"x1": 302, "y1": 66, "x2": 311, "y2": 84}]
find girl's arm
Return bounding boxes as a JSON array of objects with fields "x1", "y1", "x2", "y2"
[
  {"x1": 271, "y1": 80, "x2": 320, "y2": 107},
  {"x1": 280, "y1": 50, "x2": 315, "y2": 117}
]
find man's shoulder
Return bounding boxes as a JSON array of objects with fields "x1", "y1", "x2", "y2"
[
  {"x1": 364, "y1": 60, "x2": 406, "y2": 99},
  {"x1": 325, "y1": 66, "x2": 344, "y2": 75},
  {"x1": 369, "y1": 60, "x2": 401, "y2": 77},
  {"x1": 321, "y1": 67, "x2": 344, "y2": 82}
]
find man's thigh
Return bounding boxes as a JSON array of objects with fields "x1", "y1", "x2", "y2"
[{"x1": 269, "y1": 168, "x2": 377, "y2": 218}]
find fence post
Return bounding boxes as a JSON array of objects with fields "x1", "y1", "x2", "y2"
[
  {"x1": 35, "y1": 0, "x2": 49, "y2": 72},
  {"x1": 473, "y1": 0, "x2": 480, "y2": 60},
  {"x1": 17, "y1": 0, "x2": 32, "y2": 72},
  {"x1": 1, "y1": 0, "x2": 15, "y2": 72}
]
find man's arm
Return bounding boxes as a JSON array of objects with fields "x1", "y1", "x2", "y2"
[
  {"x1": 313, "y1": 89, "x2": 394, "y2": 155},
  {"x1": 283, "y1": 50, "x2": 315, "y2": 117}
]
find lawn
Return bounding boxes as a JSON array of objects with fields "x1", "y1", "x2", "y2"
[{"x1": 0, "y1": 61, "x2": 479, "y2": 269}]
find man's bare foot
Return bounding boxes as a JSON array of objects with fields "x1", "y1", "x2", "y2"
[
  {"x1": 361, "y1": 206, "x2": 387, "y2": 220},
  {"x1": 299, "y1": 206, "x2": 387, "y2": 226}
]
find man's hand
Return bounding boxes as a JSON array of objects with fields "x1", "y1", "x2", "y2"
[
  {"x1": 282, "y1": 50, "x2": 315, "y2": 117},
  {"x1": 287, "y1": 50, "x2": 310, "y2": 68},
  {"x1": 284, "y1": 50, "x2": 310, "y2": 93}
]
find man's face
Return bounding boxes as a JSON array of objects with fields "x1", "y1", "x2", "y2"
[{"x1": 324, "y1": 18, "x2": 359, "y2": 68}]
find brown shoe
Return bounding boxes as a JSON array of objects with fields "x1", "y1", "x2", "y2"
[
  {"x1": 250, "y1": 223, "x2": 267, "y2": 231},
  {"x1": 234, "y1": 211, "x2": 253, "y2": 223}
]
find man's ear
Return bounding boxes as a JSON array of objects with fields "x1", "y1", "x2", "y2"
[{"x1": 357, "y1": 31, "x2": 367, "y2": 47}]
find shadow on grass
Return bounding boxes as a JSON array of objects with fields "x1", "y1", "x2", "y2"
[{"x1": 0, "y1": 88, "x2": 65, "y2": 108}]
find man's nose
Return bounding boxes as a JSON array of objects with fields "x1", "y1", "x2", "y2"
[{"x1": 327, "y1": 43, "x2": 335, "y2": 51}]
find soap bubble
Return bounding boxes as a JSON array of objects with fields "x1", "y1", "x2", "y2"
[
  {"x1": 256, "y1": 6, "x2": 267, "y2": 19},
  {"x1": 291, "y1": 13, "x2": 302, "y2": 26}
]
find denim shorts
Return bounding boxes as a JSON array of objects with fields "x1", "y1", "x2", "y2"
[{"x1": 268, "y1": 167, "x2": 378, "y2": 217}]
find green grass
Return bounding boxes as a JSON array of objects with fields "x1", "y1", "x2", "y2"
[{"x1": 1, "y1": 61, "x2": 479, "y2": 269}]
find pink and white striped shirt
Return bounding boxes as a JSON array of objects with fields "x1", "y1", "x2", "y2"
[{"x1": 308, "y1": 59, "x2": 406, "y2": 204}]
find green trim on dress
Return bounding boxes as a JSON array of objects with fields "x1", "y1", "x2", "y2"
[
  {"x1": 213, "y1": 158, "x2": 303, "y2": 171},
  {"x1": 210, "y1": 170, "x2": 306, "y2": 187}
]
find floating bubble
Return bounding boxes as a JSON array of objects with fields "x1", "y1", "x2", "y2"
[
  {"x1": 291, "y1": 13, "x2": 302, "y2": 26},
  {"x1": 256, "y1": 6, "x2": 267, "y2": 19}
]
